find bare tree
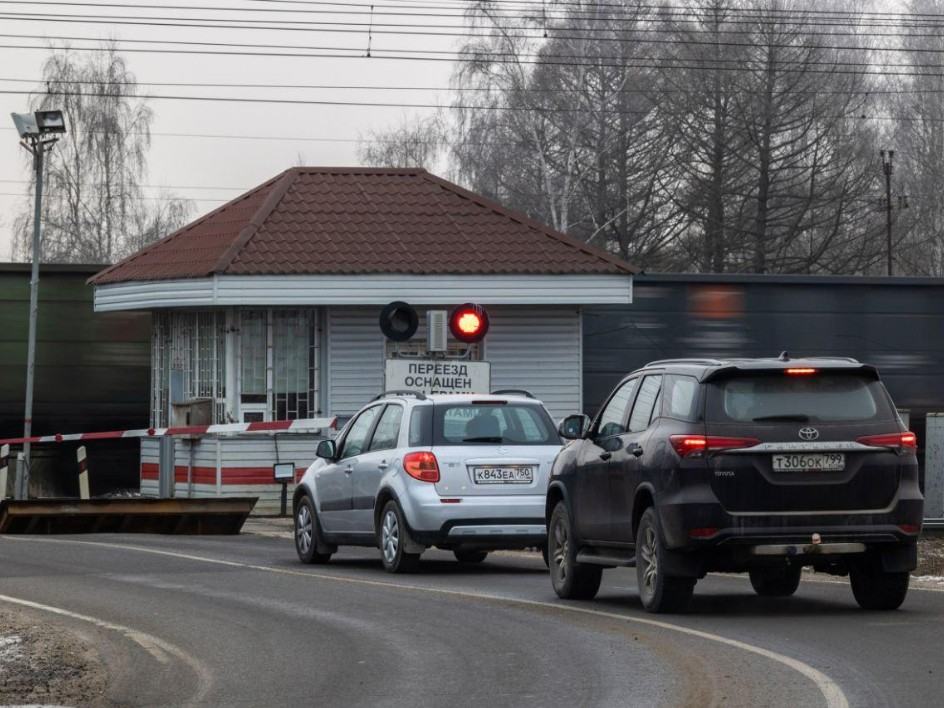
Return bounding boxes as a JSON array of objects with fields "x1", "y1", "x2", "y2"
[
  {"x1": 890, "y1": 0, "x2": 944, "y2": 275},
  {"x1": 13, "y1": 42, "x2": 192, "y2": 263},
  {"x1": 358, "y1": 114, "x2": 447, "y2": 170}
]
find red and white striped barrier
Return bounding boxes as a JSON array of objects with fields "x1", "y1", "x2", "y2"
[{"x1": 0, "y1": 417, "x2": 337, "y2": 446}]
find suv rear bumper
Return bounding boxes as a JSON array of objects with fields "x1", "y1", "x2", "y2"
[{"x1": 658, "y1": 496, "x2": 923, "y2": 562}]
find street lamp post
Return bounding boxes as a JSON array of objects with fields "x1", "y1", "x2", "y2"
[{"x1": 10, "y1": 110, "x2": 66, "y2": 499}]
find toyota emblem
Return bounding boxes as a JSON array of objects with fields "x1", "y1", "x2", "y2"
[{"x1": 799, "y1": 427, "x2": 819, "y2": 441}]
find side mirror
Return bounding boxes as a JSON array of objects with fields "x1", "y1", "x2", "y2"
[
  {"x1": 558, "y1": 414, "x2": 590, "y2": 440},
  {"x1": 316, "y1": 439, "x2": 337, "y2": 460}
]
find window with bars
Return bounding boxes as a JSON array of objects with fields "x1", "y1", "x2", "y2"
[
  {"x1": 152, "y1": 308, "x2": 321, "y2": 426},
  {"x1": 238, "y1": 308, "x2": 321, "y2": 422},
  {"x1": 151, "y1": 311, "x2": 226, "y2": 427}
]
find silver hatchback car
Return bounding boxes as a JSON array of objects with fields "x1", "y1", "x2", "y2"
[{"x1": 293, "y1": 390, "x2": 562, "y2": 572}]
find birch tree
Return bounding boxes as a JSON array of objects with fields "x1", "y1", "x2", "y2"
[{"x1": 13, "y1": 43, "x2": 192, "y2": 263}]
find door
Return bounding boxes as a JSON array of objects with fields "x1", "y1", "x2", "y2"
[
  {"x1": 349, "y1": 403, "x2": 405, "y2": 534},
  {"x1": 610, "y1": 375, "x2": 663, "y2": 543},
  {"x1": 574, "y1": 377, "x2": 639, "y2": 542},
  {"x1": 314, "y1": 404, "x2": 382, "y2": 533}
]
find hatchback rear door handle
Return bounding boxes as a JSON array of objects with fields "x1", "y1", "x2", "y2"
[
  {"x1": 343, "y1": 466, "x2": 354, "y2": 475},
  {"x1": 377, "y1": 462, "x2": 389, "y2": 471},
  {"x1": 599, "y1": 451, "x2": 612, "y2": 461},
  {"x1": 628, "y1": 444, "x2": 644, "y2": 457}
]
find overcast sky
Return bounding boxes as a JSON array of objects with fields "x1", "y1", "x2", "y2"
[{"x1": 0, "y1": 0, "x2": 464, "y2": 259}]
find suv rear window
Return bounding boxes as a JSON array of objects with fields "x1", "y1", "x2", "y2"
[
  {"x1": 709, "y1": 372, "x2": 893, "y2": 423},
  {"x1": 434, "y1": 404, "x2": 560, "y2": 445}
]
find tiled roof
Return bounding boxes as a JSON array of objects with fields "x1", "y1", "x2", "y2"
[{"x1": 90, "y1": 168, "x2": 639, "y2": 284}]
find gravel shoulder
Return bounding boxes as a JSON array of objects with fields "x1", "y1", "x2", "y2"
[
  {"x1": 2, "y1": 530, "x2": 942, "y2": 707},
  {"x1": 0, "y1": 605, "x2": 107, "y2": 707}
]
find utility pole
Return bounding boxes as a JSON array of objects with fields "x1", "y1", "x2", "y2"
[
  {"x1": 880, "y1": 150, "x2": 894, "y2": 276},
  {"x1": 10, "y1": 110, "x2": 66, "y2": 498}
]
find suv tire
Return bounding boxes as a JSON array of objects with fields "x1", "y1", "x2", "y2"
[
  {"x1": 749, "y1": 564, "x2": 802, "y2": 597},
  {"x1": 849, "y1": 553, "x2": 910, "y2": 610},
  {"x1": 379, "y1": 500, "x2": 421, "y2": 574},
  {"x1": 549, "y1": 501, "x2": 602, "y2": 600},
  {"x1": 636, "y1": 507, "x2": 695, "y2": 613},
  {"x1": 295, "y1": 496, "x2": 332, "y2": 565}
]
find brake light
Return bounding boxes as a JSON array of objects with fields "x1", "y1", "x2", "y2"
[
  {"x1": 403, "y1": 451, "x2": 440, "y2": 482},
  {"x1": 670, "y1": 435, "x2": 760, "y2": 457},
  {"x1": 856, "y1": 432, "x2": 917, "y2": 451},
  {"x1": 785, "y1": 368, "x2": 817, "y2": 375}
]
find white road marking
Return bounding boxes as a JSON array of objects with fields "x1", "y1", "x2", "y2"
[
  {"x1": 0, "y1": 590, "x2": 214, "y2": 703},
  {"x1": 3, "y1": 536, "x2": 847, "y2": 708}
]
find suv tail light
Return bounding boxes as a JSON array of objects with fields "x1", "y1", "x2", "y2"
[
  {"x1": 856, "y1": 432, "x2": 917, "y2": 453},
  {"x1": 403, "y1": 451, "x2": 440, "y2": 482},
  {"x1": 670, "y1": 435, "x2": 760, "y2": 458}
]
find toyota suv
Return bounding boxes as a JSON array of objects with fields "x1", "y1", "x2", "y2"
[
  {"x1": 546, "y1": 355, "x2": 922, "y2": 613},
  {"x1": 294, "y1": 390, "x2": 561, "y2": 572}
]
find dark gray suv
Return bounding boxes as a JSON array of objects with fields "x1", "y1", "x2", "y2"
[{"x1": 547, "y1": 355, "x2": 923, "y2": 613}]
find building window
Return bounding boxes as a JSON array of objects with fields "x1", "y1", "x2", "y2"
[
  {"x1": 237, "y1": 308, "x2": 321, "y2": 422},
  {"x1": 151, "y1": 311, "x2": 226, "y2": 427}
]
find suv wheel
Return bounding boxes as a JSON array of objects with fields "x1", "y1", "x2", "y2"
[
  {"x1": 295, "y1": 496, "x2": 332, "y2": 564},
  {"x1": 636, "y1": 507, "x2": 695, "y2": 613},
  {"x1": 849, "y1": 553, "x2": 910, "y2": 610},
  {"x1": 379, "y1": 500, "x2": 421, "y2": 574},
  {"x1": 549, "y1": 501, "x2": 602, "y2": 600},
  {"x1": 749, "y1": 564, "x2": 802, "y2": 597}
]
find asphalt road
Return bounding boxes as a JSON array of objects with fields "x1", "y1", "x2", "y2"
[{"x1": 1, "y1": 529, "x2": 942, "y2": 707}]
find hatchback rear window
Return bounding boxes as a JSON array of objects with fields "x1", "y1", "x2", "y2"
[
  {"x1": 710, "y1": 372, "x2": 892, "y2": 423},
  {"x1": 434, "y1": 404, "x2": 560, "y2": 445}
]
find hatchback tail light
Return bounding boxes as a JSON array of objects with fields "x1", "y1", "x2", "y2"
[
  {"x1": 856, "y1": 432, "x2": 917, "y2": 453},
  {"x1": 403, "y1": 451, "x2": 440, "y2": 482},
  {"x1": 670, "y1": 435, "x2": 760, "y2": 458}
]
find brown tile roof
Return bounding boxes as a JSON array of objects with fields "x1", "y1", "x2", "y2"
[{"x1": 90, "y1": 168, "x2": 639, "y2": 284}]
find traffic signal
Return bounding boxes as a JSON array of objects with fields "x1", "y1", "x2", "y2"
[
  {"x1": 449, "y1": 303, "x2": 489, "y2": 344},
  {"x1": 379, "y1": 301, "x2": 418, "y2": 342}
]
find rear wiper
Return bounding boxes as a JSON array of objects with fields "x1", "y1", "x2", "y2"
[
  {"x1": 751, "y1": 414, "x2": 811, "y2": 422},
  {"x1": 463, "y1": 436, "x2": 504, "y2": 443}
]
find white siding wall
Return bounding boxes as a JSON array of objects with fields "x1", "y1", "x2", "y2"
[
  {"x1": 141, "y1": 435, "x2": 325, "y2": 515},
  {"x1": 486, "y1": 306, "x2": 582, "y2": 421},
  {"x1": 327, "y1": 307, "x2": 386, "y2": 417}
]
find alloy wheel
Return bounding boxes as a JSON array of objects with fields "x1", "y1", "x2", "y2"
[
  {"x1": 553, "y1": 516, "x2": 569, "y2": 584},
  {"x1": 381, "y1": 510, "x2": 400, "y2": 564},
  {"x1": 639, "y1": 524, "x2": 658, "y2": 599},
  {"x1": 296, "y1": 504, "x2": 312, "y2": 555}
]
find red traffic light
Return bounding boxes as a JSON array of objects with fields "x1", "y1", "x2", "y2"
[{"x1": 449, "y1": 303, "x2": 489, "y2": 343}]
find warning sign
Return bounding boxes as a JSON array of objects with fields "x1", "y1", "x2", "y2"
[{"x1": 385, "y1": 359, "x2": 491, "y2": 395}]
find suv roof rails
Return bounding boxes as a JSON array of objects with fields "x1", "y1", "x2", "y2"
[
  {"x1": 373, "y1": 389, "x2": 427, "y2": 401},
  {"x1": 490, "y1": 389, "x2": 534, "y2": 398},
  {"x1": 645, "y1": 358, "x2": 726, "y2": 368}
]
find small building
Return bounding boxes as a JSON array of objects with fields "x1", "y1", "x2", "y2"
[{"x1": 90, "y1": 167, "x2": 637, "y2": 512}]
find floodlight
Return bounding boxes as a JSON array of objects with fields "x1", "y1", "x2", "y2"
[
  {"x1": 35, "y1": 110, "x2": 66, "y2": 134},
  {"x1": 11, "y1": 112, "x2": 38, "y2": 138}
]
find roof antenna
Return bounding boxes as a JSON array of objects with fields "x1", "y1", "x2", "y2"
[{"x1": 778, "y1": 351, "x2": 789, "y2": 361}]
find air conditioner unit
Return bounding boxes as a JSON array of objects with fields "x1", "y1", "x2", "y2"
[{"x1": 427, "y1": 310, "x2": 448, "y2": 352}]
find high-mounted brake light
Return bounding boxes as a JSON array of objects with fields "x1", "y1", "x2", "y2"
[
  {"x1": 403, "y1": 451, "x2": 440, "y2": 482},
  {"x1": 670, "y1": 435, "x2": 760, "y2": 457},
  {"x1": 785, "y1": 368, "x2": 818, "y2": 375},
  {"x1": 856, "y1": 432, "x2": 917, "y2": 451}
]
